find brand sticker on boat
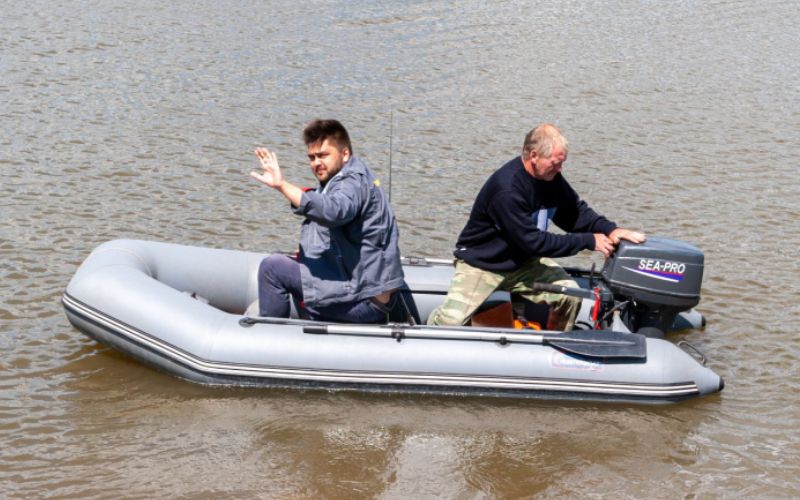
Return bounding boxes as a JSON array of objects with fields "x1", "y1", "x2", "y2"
[
  {"x1": 623, "y1": 259, "x2": 686, "y2": 283},
  {"x1": 551, "y1": 351, "x2": 604, "y2": 371}
]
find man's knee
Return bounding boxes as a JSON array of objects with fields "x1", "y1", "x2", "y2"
[
  {"x1": 552, "y1": 278, "x2": 580, "y2": 304},
  {"x1": 560, "y1": 293, "x2": 582, "y2": 311},
  {"x1": 259, "y1": 254, "x2": 295, "y2": 285},
  {"x1": 427, "y1": 304, "x2": 467, "y2": 326},
  {"x1": 259, "y1": 254, "x2": 282, "y2": 279},
  {"x1": 552, "y1": 277, "x2": 579, "y2": 290}
]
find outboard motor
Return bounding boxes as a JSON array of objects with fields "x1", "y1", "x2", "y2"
[{"x1": 602, "y1": 237, "x2": 704, "y2": 334}]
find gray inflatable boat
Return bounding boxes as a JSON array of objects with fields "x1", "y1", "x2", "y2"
[{"x1": 62, "y1": 238, "x2": 724, "y2": 403}]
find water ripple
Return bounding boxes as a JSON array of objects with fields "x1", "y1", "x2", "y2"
[{"x1": 2, "y1": 0, "x2": 799, "y2": 497}]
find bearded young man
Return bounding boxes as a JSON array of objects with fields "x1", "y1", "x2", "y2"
[{"x1": 250, "y1": 119, "x2": 405, "y2": 323}]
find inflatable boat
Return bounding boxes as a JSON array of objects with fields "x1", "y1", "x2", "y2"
[{"x1": 62, "y1": 237, "x2": 724, "y2": 403}]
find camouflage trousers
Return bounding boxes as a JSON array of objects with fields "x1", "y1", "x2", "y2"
[{"x1": 427, "y1": 257, "x2": 581, "y2": 330}]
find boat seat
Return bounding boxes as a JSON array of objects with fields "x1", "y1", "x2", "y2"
[
  {"x1": 245, "y1": 288, "x2": 421, "y2": 325},
  {"x1": 470, "y1": 291, "x2": 550, "y2": 329},
  {"x1": 471, "y1": 291, "x2": 514, "y2": 327}
]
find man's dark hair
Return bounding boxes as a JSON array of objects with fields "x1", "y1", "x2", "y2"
[{"x1": 303, "y1": 119, "x2": 353, "y2": 155}]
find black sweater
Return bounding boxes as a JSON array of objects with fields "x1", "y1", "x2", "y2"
[{"x1": 454, "y1": 156, "x2": 617, "y2": 271}]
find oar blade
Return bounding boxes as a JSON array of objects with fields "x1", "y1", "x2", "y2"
[{"x1": 544, "y1": 330, "x2": 647, "y2": 360}]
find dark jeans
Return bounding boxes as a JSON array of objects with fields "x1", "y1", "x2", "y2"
[{"x1": 257, "y1": 254, "x2": 388, "y2": 323}]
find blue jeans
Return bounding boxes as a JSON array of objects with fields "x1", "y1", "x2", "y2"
[{"x1": 257, "y1": 254, "x2": 388, "y2": 323}]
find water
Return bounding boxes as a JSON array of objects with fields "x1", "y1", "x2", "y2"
[{"x1": 2, "y1": 0, "x2": 799, "y2": 497}]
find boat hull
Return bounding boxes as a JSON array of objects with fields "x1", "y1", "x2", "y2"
[{"x1": 63, "y1": 239, "x2": 723, "y2": 403}]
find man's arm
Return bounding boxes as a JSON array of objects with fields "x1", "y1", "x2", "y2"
[
  {"x1": 550, "y1": 177, "x2": 617, "y2": 236},
  {"x1": 549, "y1": 177, "x2": 645, "y2": 256},
  {"x1": 489, "y1": 192, "x2": 596, "y2": 258},
  {"x1": 491, "y1": 186, "x2": 641, "y2": 259},
  {"x1": 294, "y1": 172, "x2": 364, "y2": 227}
]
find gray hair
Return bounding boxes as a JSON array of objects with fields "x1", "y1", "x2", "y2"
[{"x1": 522, "y1": 123, "x2": 569, "y2": 158}]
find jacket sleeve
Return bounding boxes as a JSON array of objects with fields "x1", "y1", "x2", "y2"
[
  {"x1": 551, "y1": 178, "x2": 617, "y2": 236},
  {"x1": 293, "y1": 172, "x2": 365, "y2": 227}
]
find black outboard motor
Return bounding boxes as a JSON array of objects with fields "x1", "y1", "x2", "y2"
[{"x1": 602, "y1": 237, "x2": 704, "y2": 334}]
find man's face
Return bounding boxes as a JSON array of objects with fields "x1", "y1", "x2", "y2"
[
  {"x1": 307, "y1": 139, "x2": 349, "y2": 183},
  {"x1": 530, "y1": 145, "x2": 567, "y2": 181}
]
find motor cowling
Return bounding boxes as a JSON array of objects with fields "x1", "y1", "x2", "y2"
[{"x1": 601, "y1": 237, "x2": 704, "y2": 333}]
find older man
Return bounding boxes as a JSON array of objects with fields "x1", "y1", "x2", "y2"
[
  {"x1": 428, "y1": 123, "x2": 645, "y2": 329},
  {"x1": 250, "y1": 119, "x2": 405, "y2": 323}
]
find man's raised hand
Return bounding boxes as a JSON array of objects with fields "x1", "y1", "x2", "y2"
[{"x1": 250, "y1": 147, "x2": 284, "y2": 189}]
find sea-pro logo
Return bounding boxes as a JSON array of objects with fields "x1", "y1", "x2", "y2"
[{"x1": 623, "y1": 259, "x2": 686, "y2": 283}]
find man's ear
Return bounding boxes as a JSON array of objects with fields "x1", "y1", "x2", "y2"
[{"x1": 342, "y1": 147, "x2": 351, "y2": 161}]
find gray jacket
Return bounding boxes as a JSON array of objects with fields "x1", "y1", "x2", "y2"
[{"x1": 293, "y1": 156, "x2": 405, "y2": 307}]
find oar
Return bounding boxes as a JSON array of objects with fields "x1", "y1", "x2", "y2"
[{"x1": 302, "y1": 324, "x2": 646, "y2": 360}]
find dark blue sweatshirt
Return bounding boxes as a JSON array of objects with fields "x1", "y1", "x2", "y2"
[{"x1": 454, "y1": 156, "x2": 617, "y2": 271}]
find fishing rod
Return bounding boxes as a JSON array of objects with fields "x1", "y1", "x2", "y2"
[{"x1": 388, "y1": 107, "x2": 393, "y2": 202}]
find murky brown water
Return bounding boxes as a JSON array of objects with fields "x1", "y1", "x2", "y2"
[{"x1": 2, "y1": 0, "x2": 799, "y2": 497}]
